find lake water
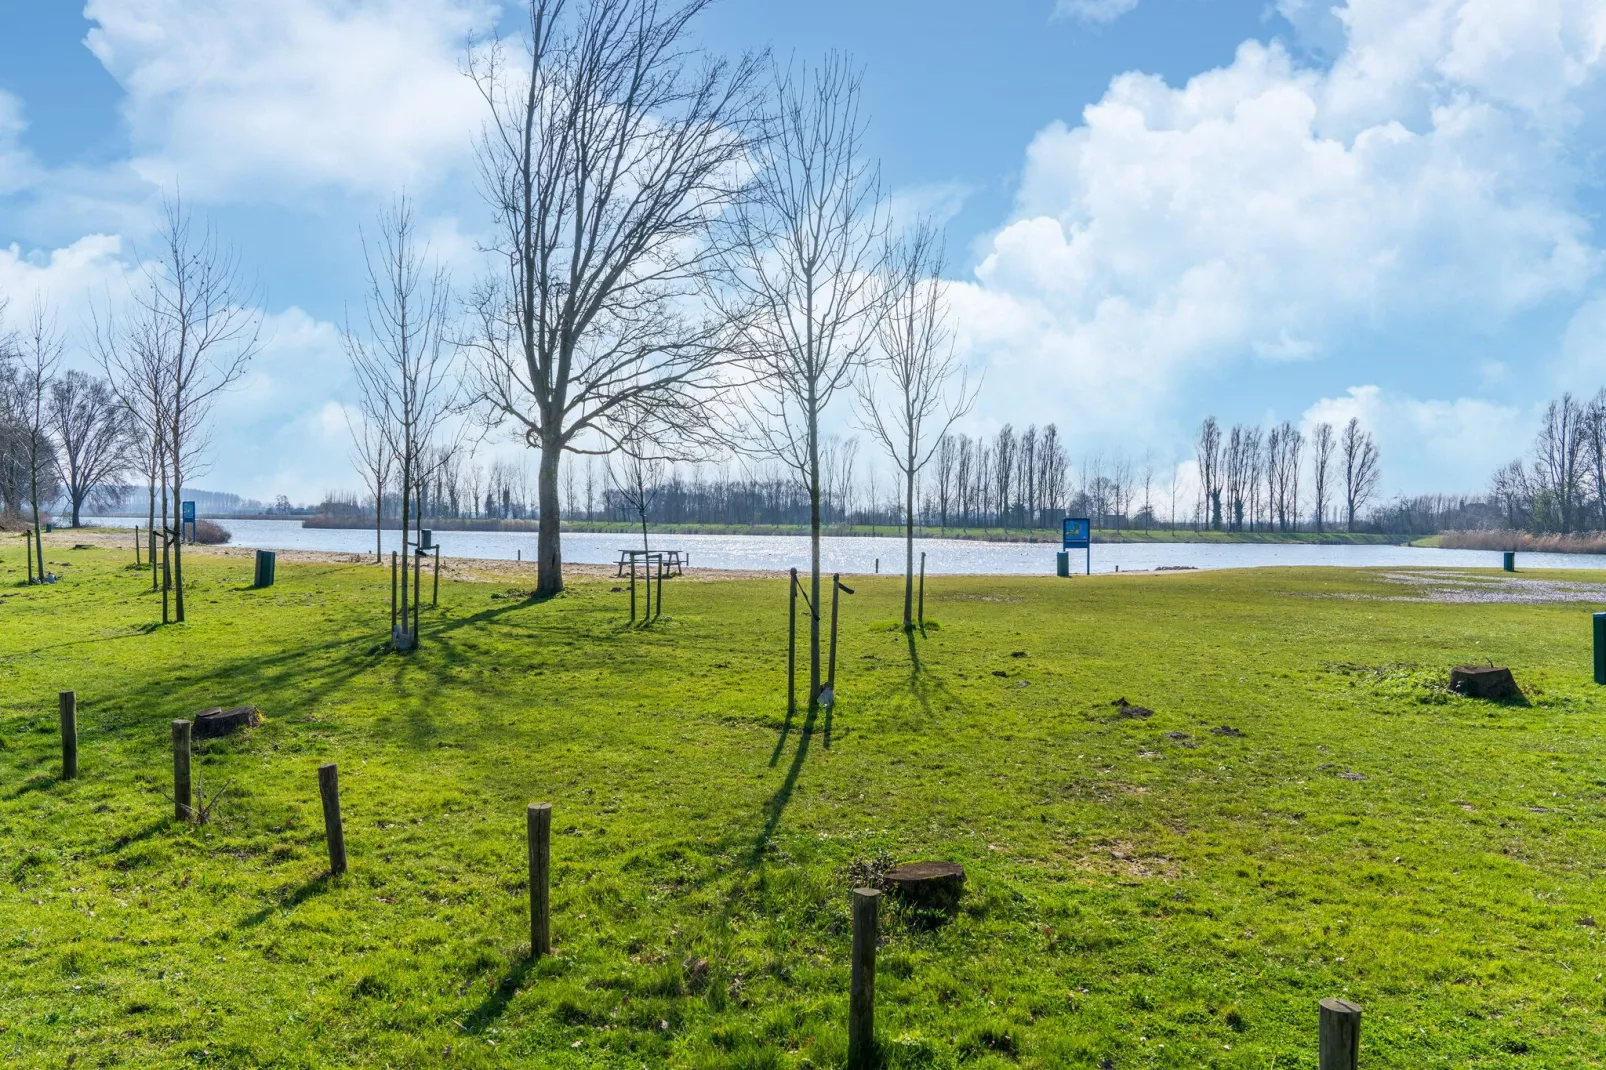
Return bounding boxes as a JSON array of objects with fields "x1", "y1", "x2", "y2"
[{"x1": 82, "y1": 517, "x2": 1606, "y2": 575}]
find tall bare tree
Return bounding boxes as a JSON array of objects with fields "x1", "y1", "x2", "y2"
[
  {"x1": 467, "y1": 0, "x2": 760, "y2": 598},
  {"x1": 719, "y1": 53, "x2": 886, "y2": 705},
  {"x1": 1533, "y1": 393, "x2": 1586, "y2": 533},
  {"x1": 14, "y1": 299, "x2": 63, "y2": 581},
  {"x1": 858, "y1": 223, "x2": 974, "y2": 628},
  {"x1": 1310, "y1": 421, "x2": 1335, "y2": 532},
  {"x1": 49, "y1": 370, "x2": 131, "y2": 527},
  {"x1": 345, "y1": 406, "x2": 393, "y2": 563},
  {"x1": 345, "y1": 196, "x2": 458, "y2": 648},
  {"x1": 1196, "y1": 416, "x2": 1222, "y2": 529},
  {"x1": 1341, "y1": 417, "x2": 1381, "y2": 531}
]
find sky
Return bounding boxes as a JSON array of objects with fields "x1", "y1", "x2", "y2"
[{"x1": 1, "y1": 0, "x2": 1605, "y2": 505}]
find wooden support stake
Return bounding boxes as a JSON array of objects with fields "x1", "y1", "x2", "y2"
[
  {"x1": 432, "y1": 547, "x2": 440, "y2": 607},
  {"x1": 655, "y1": 554, "x2": 664, "y2": 620},
  {"x1": 412, "y1": 549, "x2": 421, "y2": 642},
  {"x1": 918, "y1": 552, "x2": 926, "y2": 627},
  {"x1": 788, "y1": 568, "x2": 797, "y2": 718},
  {"x1": 629, "y1": 559, "x2": 637, "y2": 622},
  {"x1": 319, "y1": 763, "x2": 347, "y2": 876},
  {"x1": 828, "y1": 573, "x2": 842, "y2": 693},
  {"x1": 135, "y1": 526, "x2": 142, "y2": 567},
  {"x1": 59, "y1": 690, "x2": 77, "y2": 780},
  {"x1": 149, "y1": 529, "x2": 157, "y2": 591},
  {"x1": 848, "y1": 887, "x2": 880, "y2": 1069},
  {"x1": 25, "y1": 530, "x2": 34, "y2": 584},
  {"x1": 390, "y1": 551, "x2": 398, "y2": 631},
  {"x1": 1318, "y1": 998, "x2": 1361, "y2": 1070},
  {"x1": 171, "y1": 720, "x2": 192, "y2": 821},
  {"x1": 528, "y1": 802, "x2": 552, "y2": 958}
]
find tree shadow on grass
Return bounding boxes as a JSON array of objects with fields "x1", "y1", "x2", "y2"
[
  {"x1": 4, "y1": 773, "x2": 56, "y2": 801},
  {"x1": 750, "y1": 704, "x2": 818, "y2": 865},
  {"x1": 461, "y1": 955, "x2": 535, "y2": 1033},
  {"x1": 236, "y1": 872, "x2": 333, "y2": 930}
]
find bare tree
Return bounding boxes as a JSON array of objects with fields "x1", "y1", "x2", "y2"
[
  {"x1": 1585, "y1": 389, "x2": 1606, "y2": 530},
  {"x1": 1196, "y1": 417, "x2": 1222, "y2": 529},
  {"x1": 719, "y1": 54, "x2": 885, "y2": 705},
  {"x1": 993, "y1": 425, "x2": 1016, "y2": 530},
  {"x1": 1533, "y1": 393, "x2": 1586, "y2": 533},
  {"x1": 933, "y1": 433, "x2": 957, "y2": 529},
  {"x1": 346, "y1": 406, "x2": 393, "y2": 562},
  {"x1": 1310, "y1": 421, "x2": 1335, "y2": 533},
  {"x1": 857, "y1": 222, "x2": 974, "y2": 627},
  {"x1": 13, "y1": 299, "x2": 63, "y2": 580},
  {"x1": 119, "y1": 199, "x2": 261, "y2": 623},
  {"x1": 1341, "y1": 417, "x2": 1381, "y2": 531},
  {"x1": 49, "y1": 370, "x2": 131, "y2": 527},
  {"x1": 466, "y1": 0, "x2": 760, "y2": 598},
  {"x1": 1140, "y1": 450, "x2": 1154, "y2": 532},
  {"x1": 345, "y1": 196, "x2": 457, "y2": 648},
  {"x1": 608, "y1": 406, "x2": 667, "y2": 555}
]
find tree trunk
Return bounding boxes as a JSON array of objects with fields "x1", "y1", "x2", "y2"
[
  {"x1": 398, "y1": 455, "x2": 412, "y2": 643},
  {"x1": 537, "y1": 436, "x2": 564, "y2": 596},
  {"x1": 903, "y1": 465, "x2": 915, "y2": 628},
  {"x1": 808, "y1": 398, "x2": 822, "y2": 707}
]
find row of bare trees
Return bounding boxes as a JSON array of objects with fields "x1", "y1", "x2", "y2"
[
  {"x1": 1195, "y1": 415, "x2": 1380, "y2": 532},
  {"x1": 1490, "y1": 390, "x2": 1606, "y2": 533}
]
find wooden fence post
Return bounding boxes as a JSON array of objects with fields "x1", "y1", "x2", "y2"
[
  {"x1": 848, "y1": 887, "x2": 880, "y2": 1069},
  {"x1": 319, "y1": 763, "x2": 347, "y2": 876},
  {"x1": 655, "y1": 554, "x2": 664, "y2": 620},
  {"x1": 135, "y1": 527, "x2": 142, "y2": 567},
  {"x1": 630, "y1": 558, "x2": 638, "y2": 623},
  {"x1": 412, "y1": 550, "x2": 422, "y2": 641},
  {"x1": 59, "y1": 691, "x2": 77, "y2": 780},
  {"x1": 828, "y1": 574, "x2": 842, "y2": 694},
  {"x1": 149, "y1": 529, "x2": 157, "y2": 591},
  {"x1": 171, "y1": 720, "x2": 192, "y2": 821},
  {"x1": 788, "y1": 569, "x2": 797, "y2": 718},
  {"x1": 25, "y1": 530, "x2": 34, "y2": 584},
  {"x1": 390, "y1": 551, "x2": 398, "y2": 632},
  {"x1": 432, "y1": 548, "x2": 441, "y2": 607},
  {"x1": 528, "y1": 802, "x2": 552, "y2": 958},
  {"x1": 1319, "y1": 998, "x2": 1361, "y2": 1070}
]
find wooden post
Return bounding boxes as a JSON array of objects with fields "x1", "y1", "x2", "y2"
[
  {"x1": 848, "y1": 887, "x2": 880, "y2": 1069},
  {"x1": 135, "y1": 526, "x2": 142, "y2": 567},
  {"x1": 828, "y1": 573, "x2": 842, "y2": 694},
  {"x1": 412, "y1": 549, "x2": 422, "y2": 641},
  {"x1": 432, "y1": 548, "x2": 440, "y2": 607},
  {"x1": 655, "y1": 553, "x2": 664, "y2": 620},
  {"x1": 1318, "y1": 998, "x2": 1361, "y2": 1070},
  {"x1": 918, "y1": 552, "x2": 926, "y2": 627},
  {"x1": 390, "y1": 551, "x2": 398, "y2": 631},
  {"x1": 319, "y1": 763, "x2": 347, "y2": 876},
  {"x1": 59, "y1": 690, "x2": 77, "y2": 780},
  {"x1": 171, "y1": 720, "x2": 192, "y2": 822},
  {"x1": 788, "y1": 568, "x2": 797, "y2": 718},
  {"x1": 25, "y1": 530, "x2": 34, "y2": 584},
  {"x1": 629, "y1": 558, "x2": 637, "y2": 623},
  {"x1": 528, "y1": 802, "x2": 552, "y2": 958},
  {"x1": 149, "y1": 528, "x2": 157, "y2": 591}
]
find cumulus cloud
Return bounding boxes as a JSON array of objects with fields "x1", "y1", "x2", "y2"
[
  {"x1": 955, "y1": 0, "x2": 1606, "y2": 463},
  {"x1": 84, "y1": 0, "x2": 494, "y2": 200},
  {"x1": 1054, "y1": 0, "x2": 1141, "y2": 25},
  {"x1": 1301, "y1": 385, "x2": 1527, "y2": 493},
  {"x1": 0, "y1": 91, "x2": 41, "y2": 198}
]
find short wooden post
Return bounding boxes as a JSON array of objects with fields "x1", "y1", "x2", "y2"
[
  {"x1": 788, "y1": 569, "x2": 797, "y2": 717},
  {"x1": 432, "y1": 548, "x2": 440, "y2": 607},
  {"x1": 171, "y1": 720, "x2": 192, "y2": 821},
  {"x1": 319, "y1": 763, "x2": 347, "y2": 876},
  {"x1": 1594, "y1": 612, "x2": 1606, "y2": 685},
  {"x1": 149, "y1": 529, "x2": 157, "y2": 590},
  {"x1": 390, "y1": 551, "x2": 398, "y2": 631},
  {"x1": 412, "y1": 549, "x2": 422, "y2": 640},
  {"x1": 1318, "y1": 998, "x2": 1361, "y2": 1070},
  {"x1": 59, "y1": 690, "x2": 77, "y2": 780},
  {"x1": 25, "y1": 530, "x2": 34, "y2": 584},
  {"x1": 828, "y1": 573, "x2": 842, "y2": 693},
  {"x1": 918, "y1": 552, "x2": 926, "y2": 627},
  {"x1": 629, "y1": 558, "x2": 638, "y2": 622},
  {"x1": 135, "y1": 526, "x2": 142, "y2": 567},
  {"x1": 848, "y1": 887, "x2": 880, "y2": 1069},
  {"x1": 528, "y1": 802, "x2": 552, "y2": 958},
  {"x1": 655, "y1": 554, "x2": 664, "y2": 620}
]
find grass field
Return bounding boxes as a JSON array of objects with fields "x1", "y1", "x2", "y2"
[{"x1": 1, "y1": 536, "x2": 1604, "y2": 1068}]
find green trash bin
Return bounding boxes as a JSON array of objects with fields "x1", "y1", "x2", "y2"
[
  {"x1": 1056, "y1": 552, "x2": 1070, "y2": 578},
  {"x1": 253, "y1": 550, "x2": 277, "y2": 588}
]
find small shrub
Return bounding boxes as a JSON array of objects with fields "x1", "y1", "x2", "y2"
[{"x1": 192, "y1": 519, "x2": 231, "y2": 545}]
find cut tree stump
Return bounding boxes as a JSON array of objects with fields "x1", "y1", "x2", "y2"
[
  {"x1": 883, "y1": 861, "x2": 966, "y2": 911},
  {"x1": 1449, "y1": 666, "x2": 1519, "y2": 700},
  {"x1": 193, "y1": 706, "x2": 262, "y2": 738}
]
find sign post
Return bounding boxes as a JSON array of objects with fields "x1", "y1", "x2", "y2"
[
  {"x1": 1062, "y1": 517, "x2": 1091, "y2": 576},
  {"x1": 181, "y1": 500, "x2": 197, "y2": 544}
]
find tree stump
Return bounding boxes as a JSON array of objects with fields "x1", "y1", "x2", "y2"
[
  {"x1": 1449, "y1": 666, "x2": 1519, "y2": 700},
  {"x1": 193, "y1": 706, "x2": 262, "y2": 738},
  {"x1": 883, "y1": 861, "x2": 966, "y2": 911}
]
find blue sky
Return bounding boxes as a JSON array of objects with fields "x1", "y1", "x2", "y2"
[{"x1": 1, "y1": 0, "x2": 1603, "y2": 504}]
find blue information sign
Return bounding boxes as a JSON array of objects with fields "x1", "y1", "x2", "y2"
[
  {"x1": 182, "y1": 501, "x2": 195, "y2": 522},
  {"x1": 1062, "y1": 517, "x2": 1090, "y2": 549},
  {"x1": 181, "y1": 500, "x2": 197, "y2": 543}
]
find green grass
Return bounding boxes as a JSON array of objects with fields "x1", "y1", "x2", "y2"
[{"x1": 2, "y1": 538, "x2": 1604, "y2": 1068}]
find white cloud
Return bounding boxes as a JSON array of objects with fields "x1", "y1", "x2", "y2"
[
  {"x1": 1055, "y1": 0, "x2": 1141, "y2": 25},
  {"x1": 955, "y1": 2, "x2": 1606, "y2": 456},
  {"x1": 84, "y1": 0, "x2": 494, "y2": 200},
  {"x1": 0, "y1": 91, "x2": 40, "y2": 197},
  {"x1": 1301, "y1": 384, "x2": 1527, "y2": 492}
]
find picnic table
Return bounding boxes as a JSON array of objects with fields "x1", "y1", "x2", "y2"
[{"x1": 615, "y1": 548, "x2": 687, "y2": 578}]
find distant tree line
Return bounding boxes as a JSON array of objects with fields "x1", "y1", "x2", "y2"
[{"x1": 1488, "y1": 390, "x2": 1606, "y2": 534}]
